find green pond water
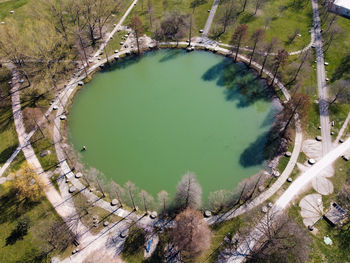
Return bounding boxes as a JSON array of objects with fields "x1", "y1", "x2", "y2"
[{"x1": 68, "y1": 49, "x2": 276, "y2": 199}]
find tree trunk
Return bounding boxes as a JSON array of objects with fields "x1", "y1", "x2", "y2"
[
  {"x1": 270, "y1": 62, "x2": 281, "y2": 86},
  {"x1": 242, "y1": 0, "x2": 248, "y2": 12},
  {"x1": 188, "y1": 12, "x2": 193, "y2": 47},
  {"x1": 135, "y1": 31, "x2": 140, "y2": 55},
  {"x1": 260, "y1": 53, "x2": 269, "y2": 75},
  {"x1": 249, "y1": 41, "x2": 257, "y2": 66},
  {"x1": 280, "y1": 98, "x2": 301, "y2": 138},
  {"x1": 234, "y1": 36, "x2": 242, "y2": 61}
]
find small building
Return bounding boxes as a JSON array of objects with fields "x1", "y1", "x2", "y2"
[
  {"x1": 324, "y1": 202, "x2": 347, "y2": 226},
  {"x1": 329, "y1": 0, "x2": 350, "y2": 18}
]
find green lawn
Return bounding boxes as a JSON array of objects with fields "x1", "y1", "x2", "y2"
[
  {"x1": 323, "y1": 15, "x2": 350, "y2": 83},
  {"x1": 211, "y1": 0, "x2": 313, "y2": 52},
  {"x1": 0, "y1": 0, "x2": 28, "y2": 20},
  {"x1": 0, "y1": 181, "x2": 67, "y2": 263},
  {"x1": 0, "y1": 68, "x2": 18, "y2": 167},
  {"x1": 125, "y1": 0, "x2": 212, "y2": 38}
]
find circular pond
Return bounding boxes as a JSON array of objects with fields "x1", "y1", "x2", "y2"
[{"x1": 68, "y1": 49, "x2": 277, "y2": 199}]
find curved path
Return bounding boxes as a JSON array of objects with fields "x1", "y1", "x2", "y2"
[
  {"x1": 5, "y1": 2, "x2": 311, "y2": 260},
  {"x1": 9, "y1": 65, "x2": 94, "y2": 245},
  {"x1": 218, "y1": 29, "x2": 315, "y2": 56},
  {"x1": 228, "y1": 137, "x2": 350, "y2": 263}
]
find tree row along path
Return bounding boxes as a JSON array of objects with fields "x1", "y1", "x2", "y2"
[
  {"x1": 219, "y1": 29, "x2": 315, "y2": 56},
  {"x1": 0, "y1": 0, "x2": 315, "y2": 177},
  {"x1": 227, "y1": 137, "x2": 350, "y2": 263},
  {"x1": 5, "y1": 1, "x2": 310, "y2": 260},
  {"x1": 312, "y1": 0, "x2": 332, "y2": 156},
  {"x1": 223, "y1": 1, "x2": 335, "y2": 261},
  {"x1": 7, "y1": 0, "x2": 143, "y2": 261},
  {"x1": 0, "y1": 0, "x2": 138, "y2": 178},
  {"x1": 9, "y1": 65, "x2": 94, "y2": 245}
]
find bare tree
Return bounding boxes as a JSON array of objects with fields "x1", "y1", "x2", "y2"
[
  {"x1": 124, "y1": 181, "x2": 138, "y2": 210},
  {"x1": 160, "y1": 11, "x2": 188, "y2": 45},
  {"x1": 329, "y1": 80, "x2": 350, "y2": 105},
  {"x1": 157, "y1": 190, "x2": 170, "y2": 215},
  {"x1": 259, "y1": 38, "x2": 279, "y2": 76},
  {"x1": 241, "y1": 0, "x2": 249, "y2": 12},
  {"x1": 207, "y1": 189, "x2": 232, "y2": 213},
  {"x1": 230, "y1": 24, "x2": 248, "y2": 61},
  {"x1": 174, "y1": 172, "x2": 202, "y2": 210},
  {"x1": 278, "y1": 93, "x2": 310, "y2": 137},
  {"x1": 323, "y1": 24, "x2": 342, "y2": 54},
  {"x1": 129, "y1": 16, "x2": 145, "y2": 55},
  {"x1": 216, "y1": 0, "x2": 238, "y2": 36},
  {"x1": 139, "y1": 189, "x2": 154, "y2": 213},
  {"x1": 270, "y1": 49, "x2": 288, "y2": 86},
  {"x1": 288, "y1": 49, "x2": 311, "y2": 84},
  {"x1": 248, "y1": 29, "x2": 265, "y2": 66},
  {"x1": 0, "y1": 19, "x2": 27, "y2": 66},
  {"x1": 45, "y1": 221, "x2": 77, "y2": 252},
  {"x1": 147, "y1": 0, "x2": 154, "y2": 28},
  {"x1": 242, "y1": 211, "x2": 310, "y2": 262},
  {"x1": 95, "y1": 0, "x2": 121, "y2": 39},
  {"x1": 172, "y1": 208, "x2": 211, "y2": 260},
  {"x1": 254, "y1": 0, "x2": 264, "y2": 15},
  {"x1": 110, "y1": 181, "x2": 125, "y2": 207}
]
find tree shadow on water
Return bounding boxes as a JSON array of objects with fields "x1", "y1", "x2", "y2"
[
  {"x1": 202, "y1": 59, "x2": 274, "y2": 107},
  {"x1": 158, "y1": 49, "x2": 186, "y2": 63},
  {"x1": 239, "y1": 132, "x2": 268, "y2": 168}
]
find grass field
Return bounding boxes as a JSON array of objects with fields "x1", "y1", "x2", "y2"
[
  {"x1": 0, "y1": 68, "x2": 19, "y2": 167},
  {"x1": 323, "y1": 15, "x2": 350, "y2": 83},
  {"x1": 0, "y1": 0, "x2": 28, "y2": 20},
  {"x1": 210, "y1": 0, "x2": 313, "y2": 52},
  {"x1": 125, "y1": 0, "x2": 213, "y2": 38},
  {"x1": 0, "y1": 181, "x2": 67, "y2": 263}
]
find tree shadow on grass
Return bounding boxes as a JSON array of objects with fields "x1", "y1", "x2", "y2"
[
  {"x1": 0, "y1": 190, "x2": 40, "y2": 225},
  {"x1": 331, "y1": 53, "x2": 350, "y2": 82},
  {"x1": 0, "y1": 144, "x2": 18, "y2": 164},
  {"x1": 14, "y1": 248, "x2": 48, "y2": 263},
  {"x1": 5, "y1": 216, "x2": 30, "y2": 246}
]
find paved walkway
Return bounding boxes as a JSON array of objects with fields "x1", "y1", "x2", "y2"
[
  {"x1": 312, "y1": 0, "x2": 332, "y2": 156},
  {"x1": 9, "y1": 66, "x2": 94, "y2": 245},
  {"x1": 202, "y1": 0, "x2": 220, "y2": 37},
  {"x1": 4, "y1": 2, "x2": 320, "y2": 260},
  {"x1": 226, "y1": 137, "x2": 350, "y2": 263}
]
